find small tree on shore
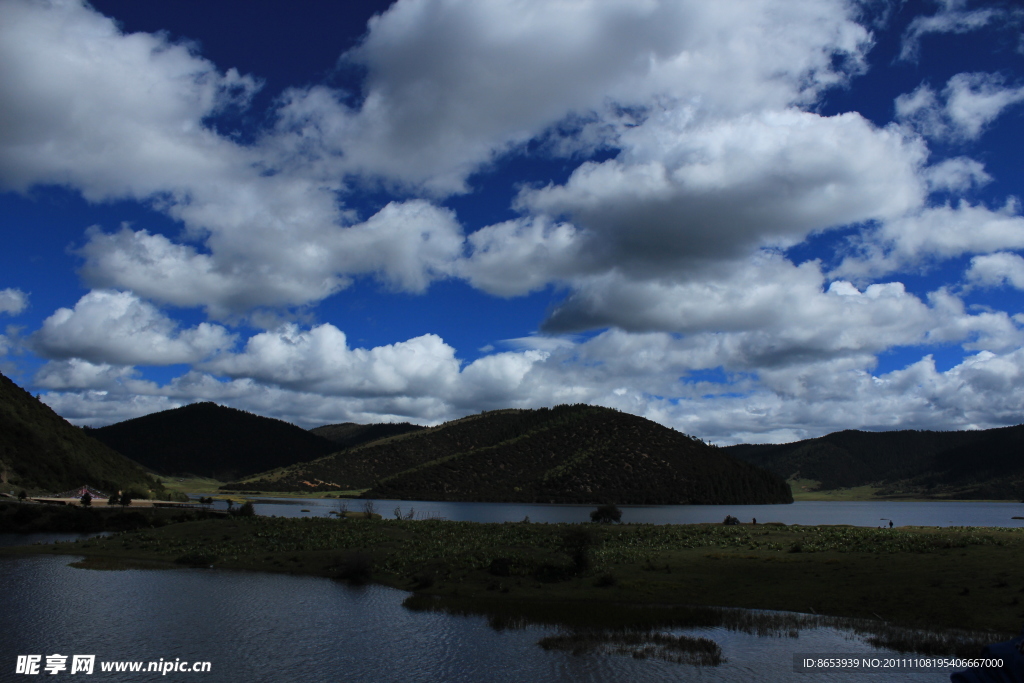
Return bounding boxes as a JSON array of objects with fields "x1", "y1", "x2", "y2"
[
  {"x1": 107, "y1": 492, "x2": 120, "y2": 506},
  {"x1": 120, "y1": 492, "x2": 132, "y2": 508},
  {"x1": 17, "y1": 490, "x2": 27, "y2": 501},
  {"x1": 362, "y1": 499, "x2": 376, "y2": 519},
  {"x1": 80, "y1": 492, "x2": 92, "y2": 507},
  {"x1": 590, "y1": 504, "x2": 622, "y2": 524}
]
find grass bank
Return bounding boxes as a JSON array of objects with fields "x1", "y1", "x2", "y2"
[
  {"x1": 159, "y1": 477, "x2": 369, "y2": 500},
  {"x1": 3, "y1": 516, "x2": 1022, "y2": 643},
  {"x1": 788, "y1": 478, "x2": 1019, "y2": 502},
  {"x1": 0, "y1": 500, "x2": 222, "y2": 533}
]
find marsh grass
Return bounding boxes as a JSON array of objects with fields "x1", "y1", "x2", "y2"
[
  {"x1": 539, "y1": 629, "x2": 724, "y2": 665},
  {"x1": 403, "y1": 594, "x2": 1007, "y2": 659},
  {"x1": 858, "y1": 624, "x2": 1001, "y2": 659}
]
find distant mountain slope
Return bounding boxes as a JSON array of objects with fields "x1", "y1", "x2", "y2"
[
  {"x1": 89, "y1": 402, "x2": 338, "y2": 480},
  {"x1": 231, "y1": 405, "x2": 793, "y2": 505},
  {"x1": 310, "y1": 422, "x2": 426, "y2": 449},
  {"x1": 725, "y1": 425, "x2": 1024, "y2": 500},
  {"x1": 0, "y1": 371, "x2": 161, "y2": 494}
]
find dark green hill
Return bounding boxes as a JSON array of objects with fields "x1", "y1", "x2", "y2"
[
  {"x1": 725, "y1": 425, "x2": 1024, "y2": 500},
  {"x1": 310, "y1": 422, "x2": 426, "y2": 449},
  {"x1": 0, "y1": 371, "x2": 162, "y2": 494},
  {"x1": 89, "y1": 402, "x2": 338, "y2": 481},
  {"x1": 230, "y1": 405, "x2": 792, "y2": 505}
]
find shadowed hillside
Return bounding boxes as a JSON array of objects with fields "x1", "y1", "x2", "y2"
[
  {"x1": 310, "y1": 422, "x2": 426, "y2": 449},
  {"x1": 89, "y1": 402, "x2": 339, "y2": 481},
  {"x1": 229, "y1": 405, "x2": 793, "y2": 505},
  {"x1": 725, "y1": 425, "x2": 1024, "y2": 500},
  {"x1": 0, "y1": 371, "x2": 162, "y2": 494}
]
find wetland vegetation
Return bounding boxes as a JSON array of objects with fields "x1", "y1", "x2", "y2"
[{"x1": 4, "y1": 512, "x2": 1022, "y2": 655}]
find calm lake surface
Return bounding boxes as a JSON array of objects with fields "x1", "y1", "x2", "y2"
[
  {"x1": 227, "y1": 497, "x2": 1024, "y2": 528},
  {"x1": 0, "y1": 552, "x2": 960, "y2": 682}
]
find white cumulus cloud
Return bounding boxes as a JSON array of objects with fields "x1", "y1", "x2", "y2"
[
  {"x1": 0, "y1": 287, "x2": 27, "y2": 315},
  {"x1": 896, "y1": 72, "x2": 1024, "y2": 142},
  {"x1": 32, "y1": 290, "x2": 234, "y2": 365},
  {"x1": 837, "y1": 201, "x2": 1024, "y2": 278},
  {"x1": 273, "y1": 0, "x2": 871, "y2": 194},
  {"x1": 966, "y1": 251, "x2": 1024, "y2": 290}
]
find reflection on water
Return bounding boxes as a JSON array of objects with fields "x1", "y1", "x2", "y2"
[
  {"x1": 0, "y1": 554, "x2": 958, "y2": 682},
  {"x1": 212, "y1": 496, "x2": 1024, "y2": 528}
]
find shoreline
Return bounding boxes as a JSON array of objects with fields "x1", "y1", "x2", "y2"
[
  {"x1": 218, "y1": 491, "x2": 1024, "y2": 505},
  {"x1": 162, "y1": 477, "x2": 1024, "y2": 503}
]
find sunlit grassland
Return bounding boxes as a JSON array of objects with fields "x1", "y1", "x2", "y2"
[
  {"x1": 786, "y1": 478, "x2": 1013, "y2": 502},
  {"x1": 8, "y1": 517, "x2": 1023, "y2": 640},
  {"x1": 790, "y1": 479, "x2": 885, "y2": 501},
  {"x1": 224, "y1": 489, "x2": 371, "y2": 499},
  {"x1": 159, "y1": 476, "x2": 368, "y2": 499},
  {"x1": 158, "y1": 477, "x2": 224, "y2": 495}
]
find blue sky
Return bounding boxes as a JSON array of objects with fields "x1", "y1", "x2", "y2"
[{"x1": 1, "y1": 0, "x2": 1023, "y2": 443}]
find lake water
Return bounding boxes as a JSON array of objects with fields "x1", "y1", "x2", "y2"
[
  {"x1": 0, "y1": 551, "x2": 966, "y2": 682},
  {"x1": 217, "y1": 497, "x2": 1024, "y2": 528}
]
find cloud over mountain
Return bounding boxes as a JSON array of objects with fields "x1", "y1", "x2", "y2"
[{"x1": 1, "y1": 0, "x2": 1023, "y2": 442}]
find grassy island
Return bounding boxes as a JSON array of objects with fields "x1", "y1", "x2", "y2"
[{"x1": 4, "y1": 510, "x2": 1023, "y2": 655}]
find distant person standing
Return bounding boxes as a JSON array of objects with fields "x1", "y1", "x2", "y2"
[{"x1": 889, "y1": 520, "x2": 893, "y2": 529}]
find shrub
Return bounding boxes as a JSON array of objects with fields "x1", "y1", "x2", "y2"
[
  {"x1": 561, "y1": 527, "x2": 595, "y2": 574},
  {"x1": 175, "y1": 552, "x2": 218, "y2": 567},
  {"x1": 235, "y1": 501, "x2": 255, "y2": 517},
  {"x1": 488, "y1": 557, "x2": 514, "y2": 577},
  {"x1": 123, "y1": 487, "x2": 149, "y2": 501},
  {"x1": 533, "y1": 563, "x2": 573, "y2": 583},
  {"x1": 336, "y1": 552, "x2": 373, "y2": 583},
  {"x1": 412, "y1": 572, "x2": 435, "y2": 589},
  {"x1": 590, "y1": 504, "x2": 622, "y2": 523}
]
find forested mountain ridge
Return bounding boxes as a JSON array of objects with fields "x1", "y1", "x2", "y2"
[
  {"x1": 89, "y1": 402, "x2": 339, "y2": 481},
  {"x1": 310, "y1": 422, "x2": 426, "y2": 449},
  {"x1": 0, "y1": 371, "x2": 162, "y2": 494},
  {"x1": 228, "y1": 405, "x2": 793, "y2": 505},
  {"x1": 725, "y1": 425, "x2": 1024, "y2": 500}
]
